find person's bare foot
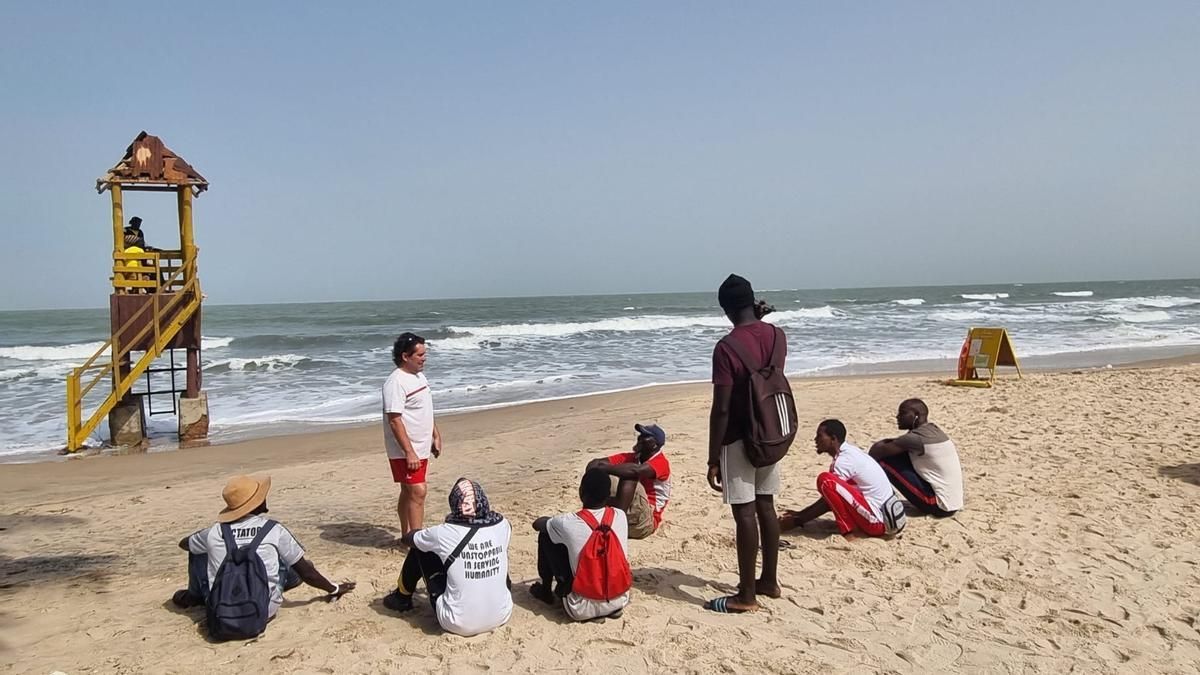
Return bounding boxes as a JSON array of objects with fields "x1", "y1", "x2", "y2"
[{"x1": 738, "y1": 579, "x2": 782, "y2": 599}]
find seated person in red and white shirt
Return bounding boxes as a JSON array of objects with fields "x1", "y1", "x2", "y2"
[
  {"x1": 779, "y1": 420, "x2": 906, "y2": 538},
  {"x1": 585, "y1": 423, "x2": 672, "y2": 539}
]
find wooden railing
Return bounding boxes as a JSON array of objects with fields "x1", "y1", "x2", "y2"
[
  {"x1": 112, "y1": 249, "x2": 187, "y2": 293},
  {"x1": 67, "y1": 258, "x2": 201, "y2": 451}
]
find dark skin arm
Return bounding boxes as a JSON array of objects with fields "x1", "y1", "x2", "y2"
[
  {"x1": 291, "y1": 557, "x2": 355, "y2": 599},
  {"x1": 401, "y1": 529, "x2": 422, "y2": 547},
  {"x1": 869, "y1": 439, "x2": 907, "y2": 460},
  {"x1": 707, "y1": 384, "x2": 733, "y2": 491},
  {"x1": 532, "y1": 517, "x2": 550, "y2": 533},
  {"x1": 588, "y1": 457, "x2": 656, "y2": 481},
  {"x1": 783, "y1": 497, "x2": 831, "y2": 529},
  {"x1": 178, "y1": 536, "x2": 354, "y2": 599}
]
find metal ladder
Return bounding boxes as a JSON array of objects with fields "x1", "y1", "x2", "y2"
[{"x1": 137, "y1": 348, "x2": 189, "y2": 417}]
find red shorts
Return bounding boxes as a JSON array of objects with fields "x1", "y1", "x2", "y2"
[{"x1": 389, "y1": 458, "x2": 429, "y2": 484}]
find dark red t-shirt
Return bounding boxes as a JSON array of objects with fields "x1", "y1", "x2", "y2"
[{"x1": 711, "y1": 321, "x2": 787, "y2": 445}]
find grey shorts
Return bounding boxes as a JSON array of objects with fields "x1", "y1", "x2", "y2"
[{"x1": 720, "y1": 440, "x2": 781, "y2": 505}]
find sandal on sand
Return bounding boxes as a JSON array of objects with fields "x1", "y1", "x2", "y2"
[
  {"x1": 382, "y1": 590, "x2": 415, "y2": 612},
  {"x1": 703, "y1": 596, "x2": 754, "y2": 614},
  {"x1": 529, "y1": 581, "x2": 556, "y2": 606}
]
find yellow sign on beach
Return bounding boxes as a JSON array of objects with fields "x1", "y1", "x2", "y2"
[{"x1": 949, "y1": 327, "x2": 1022, "y2": 387}]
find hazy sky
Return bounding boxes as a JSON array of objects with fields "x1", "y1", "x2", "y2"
[{"x1": 1, "y1": 2, "x2": 1197, "y2": 310}]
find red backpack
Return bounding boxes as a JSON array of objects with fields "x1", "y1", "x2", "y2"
[{"x1": 571, "y1": 507, "x2": 633, "y2": 602}]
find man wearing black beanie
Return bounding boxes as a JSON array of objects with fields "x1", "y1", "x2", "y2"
[{"x1": 704, "y1": 274, "x2": 785, "y2": 613}]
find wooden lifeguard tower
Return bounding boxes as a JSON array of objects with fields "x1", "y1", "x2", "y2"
[{"x1": 65, "y1": 132, "x2": 210, "y2": 451}]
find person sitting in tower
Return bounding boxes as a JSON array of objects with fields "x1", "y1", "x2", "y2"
[{"x1": 128, "y1": 216, "x2": 160, "y2": 252}]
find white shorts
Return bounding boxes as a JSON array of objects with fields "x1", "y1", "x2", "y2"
[{"x1": 720, "y1": 440, "x2": 781, "y2": 505}]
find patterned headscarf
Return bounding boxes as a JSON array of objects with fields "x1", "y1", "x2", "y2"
[{"x1": 446, "y1": 477, "x2": 504, "y2": 527}]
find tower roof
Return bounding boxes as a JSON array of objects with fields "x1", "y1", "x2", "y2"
[{"x1": 97, "y1": 131, "x2": 208, "y2": 193}]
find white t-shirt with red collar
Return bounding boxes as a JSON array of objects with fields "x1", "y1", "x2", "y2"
[{"x1": 382, "y1": 368, "x2": 434, "y2": 460}]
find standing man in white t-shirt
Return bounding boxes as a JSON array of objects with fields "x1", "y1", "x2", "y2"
[
  {"x1": 382, "y1": 332, "x2": 442, "y2": 534},
  {"x1": 779, "y1": 420, "x2": 906, "y2": 538}
]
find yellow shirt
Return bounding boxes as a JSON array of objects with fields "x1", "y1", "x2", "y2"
[
  {"x1": 120, "y1": 246, "x2": 148, "y2": 290},
  {"x1": 123, "y1": 245, "x2": 144, "y2": 269}
]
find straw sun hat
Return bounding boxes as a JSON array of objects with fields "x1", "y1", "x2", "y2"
[{"x1": 218, "y1": 475, "x2": 272, "y2": 523}]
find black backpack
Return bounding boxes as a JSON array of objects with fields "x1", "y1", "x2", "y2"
[
  {"x1": 720, "y1": 325, "x2": 798, "y2": 467},
  {"x1": 206, "y1": 520, "x2": 276, "y2": 641}
]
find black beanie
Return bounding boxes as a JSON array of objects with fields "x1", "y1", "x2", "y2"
[{"x1": 718, "y1": 274, "x2": 755, "y2": 311}]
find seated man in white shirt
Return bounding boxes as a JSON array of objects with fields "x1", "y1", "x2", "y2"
[
  {"x1": 172, "y1": 475, "x2": 355, "y2": 615},
  {"x1": 530, "y1": 468, "x2": 632, "y2": 621},
  {"x1": 383, "y1": 478, "x2": 513, "y2": 637},
  {"x1": 779, "y1": 420, "x2": 906, "y2": 538}
]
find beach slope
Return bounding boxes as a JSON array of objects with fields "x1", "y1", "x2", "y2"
[{"x1": 3, "y1": 366, "x2": 1200, "y2": 673}]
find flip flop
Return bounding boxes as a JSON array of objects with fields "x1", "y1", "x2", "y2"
[{"x1": 703, "y1": 596, "x2": 754, "y2": 614}]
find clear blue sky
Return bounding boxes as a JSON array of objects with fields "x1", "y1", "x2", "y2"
[{"x1": 1, "y1": 2, "x2": 1197, "y2": 310}]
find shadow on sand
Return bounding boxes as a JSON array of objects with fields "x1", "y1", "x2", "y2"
[
  {"x1": 0, "y1": 553, "x2": 119, "y2": 591},
  {"x1": 1159, "y1": 463, "x2": 1200, "y2": 486},
  {"x1": 316, "y1": 521, "x2": 402, "y2": 550}
]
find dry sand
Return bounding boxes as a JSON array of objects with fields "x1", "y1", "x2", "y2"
[{"x1": 3, "y1": 365, "x2": 1200, "y2": 673}]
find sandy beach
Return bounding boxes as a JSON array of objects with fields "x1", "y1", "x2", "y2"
[{"x1": 4, "y1": 364, "x2": 1200, "y2": 673}]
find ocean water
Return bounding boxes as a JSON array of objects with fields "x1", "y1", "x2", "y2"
[{"x1": 2, "y1": 279, "x2": 1198, "y2": 461}]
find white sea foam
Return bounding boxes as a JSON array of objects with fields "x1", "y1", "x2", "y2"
[
  {"x1": 893, "y1": 298, "x2": 925, "y2": 306},
  {"x1": 960, "y1": 293, "x2": 1009, "y2": 301},
  {"x1": 1119, "y1": 296, "x2": 1199, "y2": 309},
  {"x1": 431, "y1": 336, "x2": 489, "y2": 351},
  {"x1": 442, "y1": 374, "x2": 585, "y2": 395},
  {"x1": 0, "y1": 367, "x2": 39, "y2": 382},
  {"x1": 0, "y1": 443, "x2": 60, "y2": 459},
  {"x1": 0, "y1": 335, "x2": 233, "y2": 362},
  {"x1": 0, "y1": 341, "x2": 109, "y2": 362},
  {"x1": 1053, "y1": 291, "x2": 1093, "y2": 297},
  {"x1": 765, "y1": 306, "x2": 838, "y2": 321},
  {"x1": 205, "y1": 353, "x2": 314, "y2": 372},
  {"x1": 930, "y1": 310, "x2": 993, "y2": 322},
  {"x1": 215, "y1": 392, "x2": 380, "y2": 426},
  {"x1": 447, "y1": 314, "x2": 730, "y2": 340},
  {"x1": 444, "y1": 308, "x2": 839, "y2": 342},
  {"x1": 1111, "y1": 310, "x2": 1171, "y2": 324}
]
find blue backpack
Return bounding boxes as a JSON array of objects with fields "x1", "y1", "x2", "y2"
[{"x1": 206, "y1": 520, "x2": 276, "y2": 641}]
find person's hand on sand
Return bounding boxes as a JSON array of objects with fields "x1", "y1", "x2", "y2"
[
  {"x1": 777, "y1": 510, "x2": 801, "y2": 531},
  {"x1": 707, "y1": 464, "x2": 723, "y2": 492},
  {"x1": 326, "y1": 580, "x2": 356, "y2": 601}
]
